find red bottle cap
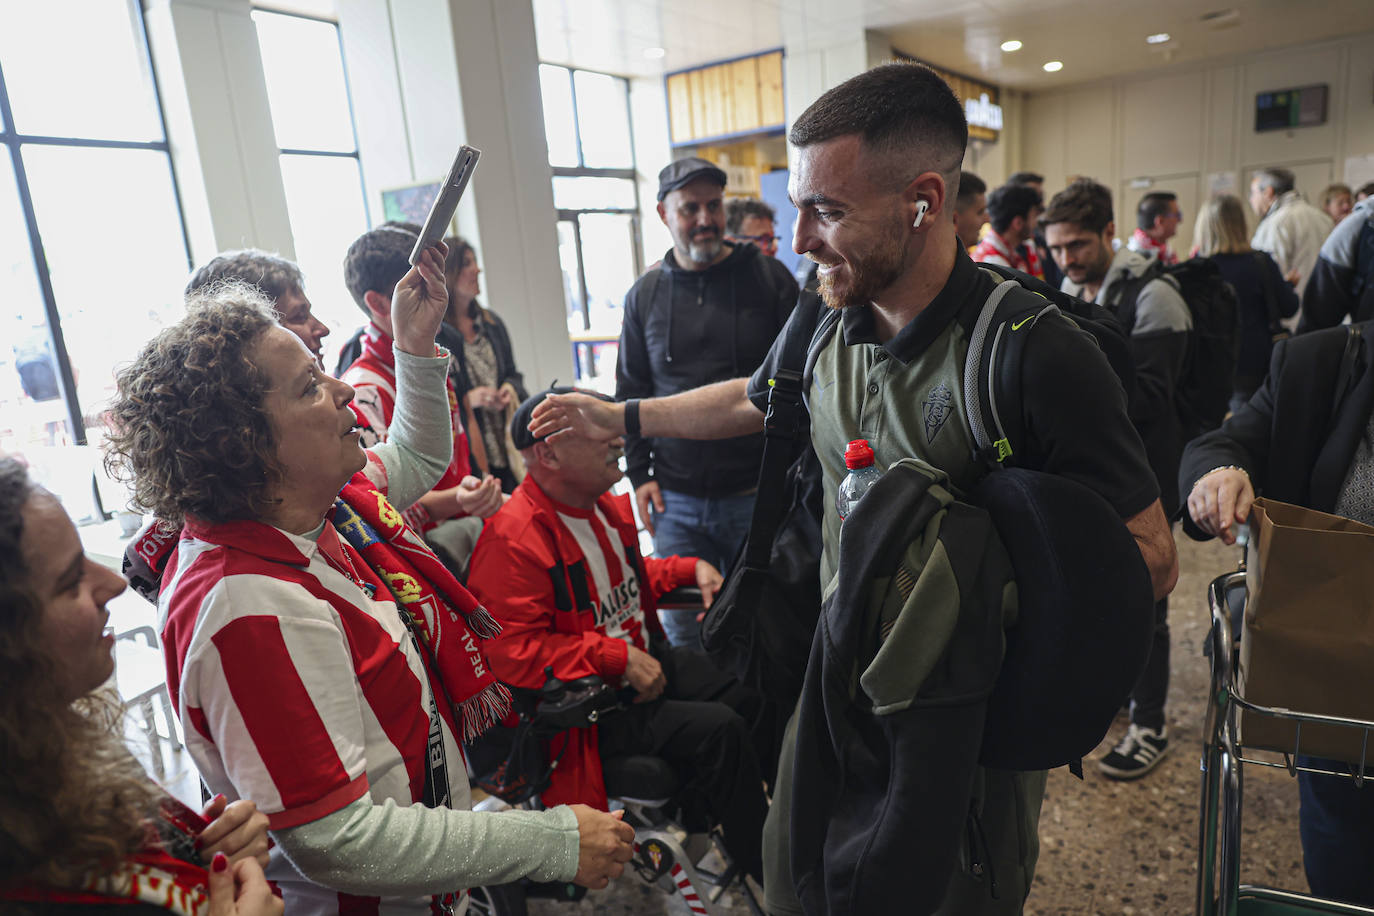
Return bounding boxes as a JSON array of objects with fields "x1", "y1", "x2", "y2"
[{"x1": 844, "y1": 439, "x2": 875, "y2": 469}]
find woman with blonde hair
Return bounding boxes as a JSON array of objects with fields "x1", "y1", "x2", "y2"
[
  {"x1": 0, "y1": 457, "x2": 279, "y2": 916},
  {"x1": 1194, "y1": 193, "x2": 1298, "y2": 411}
]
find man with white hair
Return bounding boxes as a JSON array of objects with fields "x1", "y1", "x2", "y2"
[{"x1": 1249, "y1": 166, "x2": 1335, "y2": 311}]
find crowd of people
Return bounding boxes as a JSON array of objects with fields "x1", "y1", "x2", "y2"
[{"x1": 4, "y1": 57, "x2": 1374, "y2": 916}]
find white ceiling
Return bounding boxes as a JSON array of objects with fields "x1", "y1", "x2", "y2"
[{"x1": 533, "y1": 0, "x2": 1374, "y2": 89}]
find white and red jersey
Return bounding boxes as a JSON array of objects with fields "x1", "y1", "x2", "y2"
[
  {"x1": 342, "y1": 324, "x2": 470, "y2": 530},
  {"x1": 159, "y1": 459, "x2": 471, "y2": 916},
  {"x1": 971, "y1": 228, "x2": 1045, "y2": 281},
  {"x1": 467, "y1": 476, "x2": 697, "y2": 808},
  {"x1": 467, "y1": 476, "x2": 695, "y2": 690}
]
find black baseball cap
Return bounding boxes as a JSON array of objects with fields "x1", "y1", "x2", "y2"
[
  {"x1": 657, "y1": 157, "x2": 727, "y2": 201},
  {"x1": 510, "y1": 385, "x2": 613, "y2": 451}
]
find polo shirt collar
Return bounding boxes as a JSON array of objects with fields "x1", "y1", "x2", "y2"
[{"x1": 841, "y1": 243, "x2": 983, "y2": 366}]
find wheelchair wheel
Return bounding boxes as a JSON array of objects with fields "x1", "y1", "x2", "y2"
[{"x1": 467, "y1": 883, "x2": 527, "y2": 916}]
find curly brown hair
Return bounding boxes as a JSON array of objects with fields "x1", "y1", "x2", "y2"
[
  {"x1": 0, "y1": 458, "x2": 161, "y2": 892},
  {"x1": 104, "y1": 283, "x2": 282, "y2": 526}
]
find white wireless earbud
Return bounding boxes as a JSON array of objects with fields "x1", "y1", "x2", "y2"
[{"x1": 912, "y1": 200, "x2": 930, "y2": 229}]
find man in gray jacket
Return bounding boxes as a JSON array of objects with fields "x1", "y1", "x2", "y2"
[{"x1": 1044, "y1": 178, "x2": 1192, "y2": 781}]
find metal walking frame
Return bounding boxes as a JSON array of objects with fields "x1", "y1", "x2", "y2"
[{"x1": 1196, "y1": 566, "x2": 1374, "y2": 916}]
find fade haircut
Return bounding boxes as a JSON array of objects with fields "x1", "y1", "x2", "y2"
[
  {"x1": 956, "y1": 171, "x2": 987, "y2": 208},
  {"x1": 343, "y1": 220, "x2": 421, "y2": 315},
  {"x1": 186, "y1": 249, "x2": 302, "y2": 305},
  {"x1": 788, "y1": 63, "x2": 968, "y2": 194},
  {"x1": 1007, "y1": 171, "x2": 1044, "y2": 186},
  {"x1": 1253, "y1": 167, "x2": 1295, "y2": 196},
  {"x1": 1136, "y1": 192, "x2": 1178, "y2": 231},
  {"x1": 986, "y1": 183, "x2": 1043, "y2": 233},
  {"x1": 725, "y1": 198, "x2": 777, "y2": 235},
  {"x1": 1041, "y1": 179, "x2": 1115, "y2": 236}
]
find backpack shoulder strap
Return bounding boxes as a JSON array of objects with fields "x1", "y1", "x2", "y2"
[
  {"x1": 963, "y1": 271, "x2": 1062, "y2": 471},
  {"x1": 742, "y1": 294, "x2": 836, "y2": 570},
  {"x1": 1112, "y1": 260, "x2": 1165, "y2": 332}
]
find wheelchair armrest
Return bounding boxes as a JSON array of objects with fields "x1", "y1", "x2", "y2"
[{"x1": 657, "y1": 586, "x2": 702, "y2": 610}]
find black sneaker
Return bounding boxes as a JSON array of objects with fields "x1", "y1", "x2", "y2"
[{"x1": 1098, "y1": 724, "x2": 1169, "y2": 780}]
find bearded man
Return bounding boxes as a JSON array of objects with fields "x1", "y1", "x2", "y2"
[
  {"x1": 535, "y1": 64, "x2": 1174, "y2": 914},
  {"x1": 614, "y1": 157, "x2": 799, "y2": 649}
]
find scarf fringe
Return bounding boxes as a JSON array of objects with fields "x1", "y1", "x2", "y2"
[
  {"x1": 467, "y1": 605, "x2": 502, "y2": 639},
  {"x1": 462, "y1": 683, "x2": 513, "y2": 743}
]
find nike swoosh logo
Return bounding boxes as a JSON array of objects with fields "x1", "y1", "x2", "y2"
[{"x1": 1011, "y1": 316, "x2": 1034, "y2": 331}]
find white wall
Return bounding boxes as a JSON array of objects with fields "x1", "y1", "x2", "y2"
[
  {"x1": 144, "y1": 0, "x2": 295, "y2": 264},
  {"x1": 336, "y1": 0, "x2": 574, "y2": 385},
  {"x1": 1020, "y1": 31, "x2": 1374, "y2": 254}
]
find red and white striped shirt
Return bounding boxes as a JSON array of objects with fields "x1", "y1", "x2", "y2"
[
  {"x1": 159, "y1": 459, "x2": 470, "y2": 916},
  {"x1": 342, "y1": 324, "x2": 470, "y2": 531},
  {"x1": 971, "y1": 229, "x2": 1045, "y2": 281}
]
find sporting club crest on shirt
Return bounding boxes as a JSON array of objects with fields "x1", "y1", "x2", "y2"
[{"x1": 923, "y1": 381, "x2": 953, "y2": 444}]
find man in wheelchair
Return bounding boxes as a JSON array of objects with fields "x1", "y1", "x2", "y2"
[{"x1": 467, "y1": 387, "x2": 769, "y2": 883}]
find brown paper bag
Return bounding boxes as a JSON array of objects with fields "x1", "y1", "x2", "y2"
[{"x1": 1238, "y1": 498, "x2": 1374, "y2": 764}]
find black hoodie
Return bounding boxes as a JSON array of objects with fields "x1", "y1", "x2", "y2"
[{"x1": 616, "y1": 241, "x2": 798, "y2": 496}]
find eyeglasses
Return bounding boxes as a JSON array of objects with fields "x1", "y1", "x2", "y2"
[{"x1": 739, "y1": 234, "x2": 780, "y2": 245}]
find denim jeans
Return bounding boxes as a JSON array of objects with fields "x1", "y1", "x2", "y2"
[
  {"x1": 651, "y1": 487, "x2": 756, "y2": 649},
  {"x1": 1298, "y1": 758, "x2": 1374, "y2": 906}
]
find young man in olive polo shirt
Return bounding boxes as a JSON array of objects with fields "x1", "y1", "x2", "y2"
[{"x1": 529, "y1": 62, "x2": 1177, "y2": 915}]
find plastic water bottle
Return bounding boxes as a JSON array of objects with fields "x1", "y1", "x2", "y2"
[{"x1": 836, "y1": 438, "x2": 882, "y2": 521}]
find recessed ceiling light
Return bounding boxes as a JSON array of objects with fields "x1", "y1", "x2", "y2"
[
  {"x1": 1042, "y1": 60, "x2": 1064, "y2": 72},
  {"x1": 1146, "y1": 32, "x2": 1171, "y2": 44},
  {"x1": 1000, "y1": 39, "x2": 1023, "y2": 52},
  {"x1": 643, "y1": 47, "x2": 665, "y2": 59}
]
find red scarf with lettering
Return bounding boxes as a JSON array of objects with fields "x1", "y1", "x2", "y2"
[{"x1": 330, "y1": 470, "x2": 511, "y2": 742}]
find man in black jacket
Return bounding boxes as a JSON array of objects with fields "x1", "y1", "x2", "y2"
[
  {"x1": 1044, "y1": 179, "x2": 1193, "y2": 780},
  {"x1": 616, "y1": 158, "x2": 799, "y2": 648},
  {"x1": 1182, "y1": 322, "x2": 1374, "y2": 907}
]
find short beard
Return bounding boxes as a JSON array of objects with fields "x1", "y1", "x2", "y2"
[
  {"x1": 817, "y1": 216, "x2": 908, "y2": 310},
  {"x1": 687, "y1": 236, "x2": 723, "y2": 264}
]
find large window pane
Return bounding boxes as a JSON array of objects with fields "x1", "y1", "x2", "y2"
[
  {"x1": 253, "y1": 11, "x2": 358, "y2": 153},
  {"x1": 580, "y1": 213, "x2": 635, "y2": 334},
  {"x1": 574, "y1": 71, "x2": 633, "y2": 169},
  {"x1": 553, "y1": 176, "x2": 636, "y2": 210},
  {"x1": 0, "y1": 0, "x2": 163, "y2": 141},
  {"x1": 279, "y1": 154, "x2": 369, "y2": 370},
  {"x1": 23, "y1": 146, "x2": 188, "y2": 438},
  {"x1": 540, "y1": 65, "x2": 579, "y2": 168},
  {"x1": 0, "y1": 160, "x2": 77, "y2": 473}
]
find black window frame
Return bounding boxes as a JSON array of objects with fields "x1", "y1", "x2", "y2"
[
  {"x1": 542, "y1": 62, "x2": 643, "y2": 335},
  {"x1": 0, "y1": 0, "x2": 191, "y2": 514}
]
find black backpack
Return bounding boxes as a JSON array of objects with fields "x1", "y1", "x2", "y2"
[
  {"x1": 1117, "y1": 256, "x2": 1239, "y2": 437},
  {"x1": 965, "y1": 264, "x2": 1136, "y2": 468},
  {"x1": 705, "y1": 271, "x2": 1154, "y2": 773}
]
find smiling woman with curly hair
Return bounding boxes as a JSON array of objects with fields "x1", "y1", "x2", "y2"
[{"x1": 101, "y1": 243, "x2": 634, "y2": 916}]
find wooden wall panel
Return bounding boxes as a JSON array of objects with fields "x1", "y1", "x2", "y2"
[
  {"x1": 757, "y1": 52, "x2": 785, "y2": 127},
  {"x1": 666, "y1": 50, "x2": 786, "y2": 145},
  {"x1": 687, "y1": 69, "x2": 707, "y2": 143},
  {"x1": 666, "y1": 72, "x2": 693, "y2": 144},
  {"x1": 728, "y1": 58, "x2": 759, "y2": 135}
]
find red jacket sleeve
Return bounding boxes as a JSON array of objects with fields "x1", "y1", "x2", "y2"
[
  {"x1": 642, "y1": 555, "x2": 699, "y2": 607},
  {"x1": 468, "y1": 529, "x2": 629, "y2": 688}
]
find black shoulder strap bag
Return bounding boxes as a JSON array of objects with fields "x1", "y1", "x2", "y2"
[{"x1": 701, "y1": 295, "x2": 832, "y2": 727}]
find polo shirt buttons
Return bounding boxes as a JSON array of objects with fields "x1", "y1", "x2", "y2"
[{"x1": 867, "y1": 383, "x2": 879, "y2": 395}]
